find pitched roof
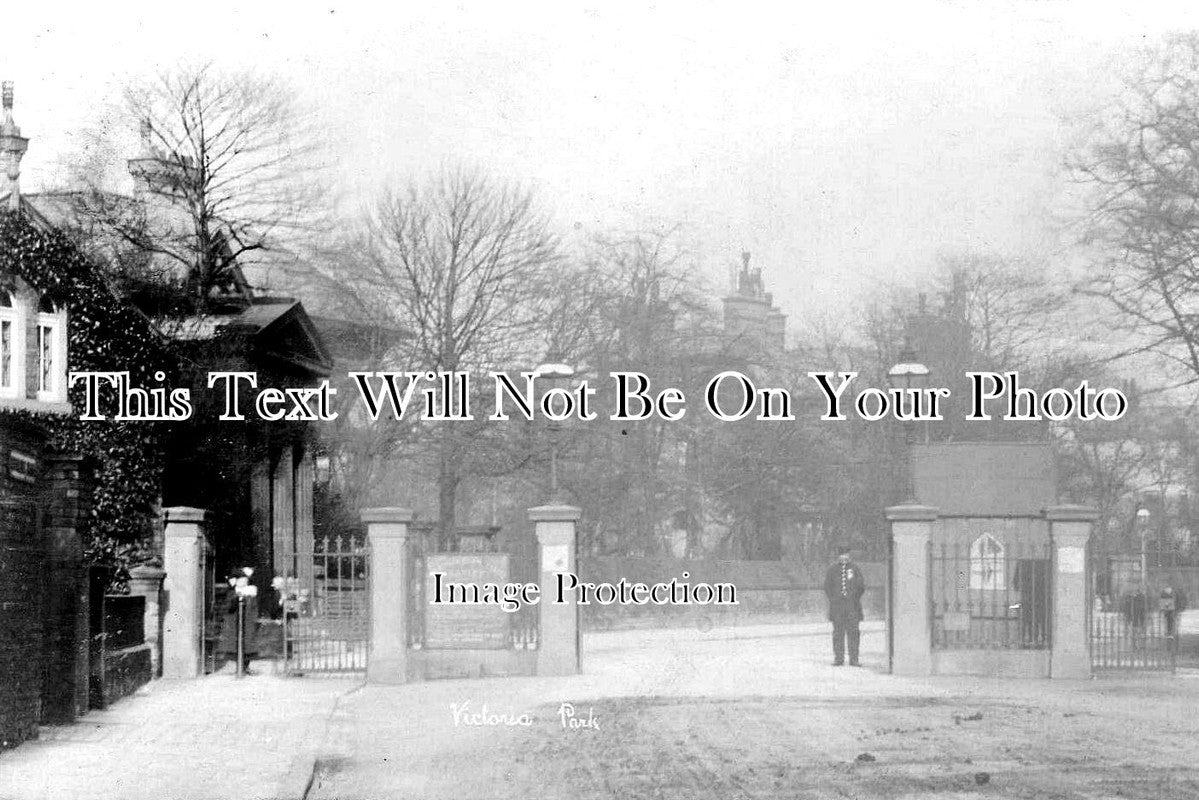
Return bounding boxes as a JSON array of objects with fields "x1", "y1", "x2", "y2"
[{"x1": 161, "y1": 298, "x2": 334, "y2": 377}]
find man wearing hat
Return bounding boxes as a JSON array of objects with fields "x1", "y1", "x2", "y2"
[{"x1": 824, "y1": 545, "x2": 866, "y2": 666}]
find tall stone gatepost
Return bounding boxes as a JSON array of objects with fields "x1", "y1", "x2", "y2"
[
  {"x1": 1046, "y1": 504, "x2": 1097, "y2": 680},
  {"x1": 362, "y1": 507, "x2": 413, "y2": 684},
  {"x1": 161, "y1": 507, "x2": 207, "y2": 679},
  {"x1": 885, "y1": 504, "x2": 939, "y2": 676},
  {"x1": 128, "y1": 564, "x2": 166, "y2": 678},
  {"x1": 530, "y1": 505, "x2": 581, "y2": 676}
]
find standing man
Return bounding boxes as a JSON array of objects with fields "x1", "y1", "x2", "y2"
[
  {"x1": 1161, "y1": 586, "x2": 1188, "y2": 652},
  {"x1": 824, "y1": 545, "x2": 866, "y2": 666}
]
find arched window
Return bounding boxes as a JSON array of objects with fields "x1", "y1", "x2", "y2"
[
  {"x1": 969, "y1": 532, "x2": 1005, "y2": 592},
  {"x1": 0, "y1": 290, "x2": 25, "y2": 398},
  {"x1": 36, "y1": 296, "x2": 67, "y2": 402}
]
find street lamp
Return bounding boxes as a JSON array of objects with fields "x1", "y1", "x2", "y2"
[
  {"x1": 229, "y1": 566, "x2": 257, "y2": 678},
  {"x1": 886, "y1": 342, "x2": 931, "y2": 444},
  {"x1": 534, "y1": 356, "x2": 575, "y2": 502},
  {"x1": 887, "y1": 342, "x2": 930, "y2": 504},
  {"x1": 1136, "y1": 506, "x2": 1151, "y2": 589}
]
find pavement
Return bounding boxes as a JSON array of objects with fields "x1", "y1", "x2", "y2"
[{"x1": 0, "y1": 667, "x2": 356, "y2": 800}]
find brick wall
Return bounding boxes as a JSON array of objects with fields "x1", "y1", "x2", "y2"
[
  {"x1": 0, "y1": 500, "x2": 44, "y2": 750},
  {"x1": 41, "y1": 457, "x2": 92, "y2": 724}
]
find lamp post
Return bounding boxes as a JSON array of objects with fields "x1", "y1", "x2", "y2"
[
  {"x1": 886, "y1": 342, "x2": 930, "y2": 504},
  {"x1": 230, "y1": 567, "x2": 257, "y2": 678},
  {"x1": 886, "y1": 342, "x2": 931, "y2": 445},
  {"x1": 534, "y1": 357, "x2": 575, "y2": 502},
  {"x1": 1136, "y1": 506, "x2": 1150, "y2": 589}
]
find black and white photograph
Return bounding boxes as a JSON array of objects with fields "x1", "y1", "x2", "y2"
[{"x1": 3, "y1": 2, "x2": 1199, "y2": 798}]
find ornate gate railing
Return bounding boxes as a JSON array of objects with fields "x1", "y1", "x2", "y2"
[
  {"x1": 280, "y1": 534, "x2": 370, "y2": 675},
  {"x1": 1088, "y1": 552, "x2": 1177, "y2": 672},
  {"x1": 930, "y1": 536, "x2": 1052, "y2": 650}
]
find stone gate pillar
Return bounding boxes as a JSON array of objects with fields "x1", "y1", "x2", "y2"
[
  {"x1": 1046, "y1": 505, "x2": 1096, "y2": 680},
  {"x1": 531, "y1": 505, "x2": 581, "y2": 676},
  {"x1": 161, "y1": 507, "x2": 207, "y2": 679},
  {"x1": 886, "y1": 504, "x2": 938, "y2": 676},
  {"x1": 128, "y1": 564, "x2": 166, "y2": 678},
  {"x1": 362, "y1": 507, "x2": 412, "y2": 684}
]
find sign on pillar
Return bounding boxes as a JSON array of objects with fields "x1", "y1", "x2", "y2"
[
  {"x1": 885, "y1": 504, "x2": 939, "y2": 677},
  {"x1": 531, "y1": 505, "x2": 582, "y2": 676},
  {"x1": 1046, "y1": 505, "x2": 1097, "y2": 680},
  {"x1": 362, "y1": 507, "x2": 413, "y2": 684},
  {"x1": 161, "y1": 507, "x2": 207, "y2": 679}
]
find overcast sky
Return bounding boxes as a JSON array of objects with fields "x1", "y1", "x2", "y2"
[{"x1": 6, "y1": 2, "x2": 1199, "y2": 326}]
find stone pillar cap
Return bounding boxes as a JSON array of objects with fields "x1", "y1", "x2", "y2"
[
  {"x1": 164, "y1": 507, "x2": 207, "y2": 523},
  {"x1": 528, "y1": 505, "x2": 582, "y2": 522},
  {"x1": 361, "y1": 507, "x2": 414, "y2": 524},
  {"x1": 885, "y1": 504, "x2": 939, "y2": 522}
]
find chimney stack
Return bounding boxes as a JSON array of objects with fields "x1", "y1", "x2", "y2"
[
  {"x1": 0, "y1": 82, "x2": 29, "y2": 212},
  {"x1": 128, "y1": 118, "x2": 195, "y2": 199}
]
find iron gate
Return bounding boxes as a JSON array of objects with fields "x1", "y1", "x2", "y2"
[
  {"x1": 281, "y1": 534, "x2": 370, "y2": 674},
  {"x1": 1088, "y1": 552, "x2": 1179, "y2": 672},
  {"x1": 931, "y1": 537, "x2": 1052, "y2": 650}
]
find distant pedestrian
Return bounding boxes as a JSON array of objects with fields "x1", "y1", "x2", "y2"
[
  {"x1": 824, "y1": 545, "x2": 866, "y2": 666},
  {"x1": 1121, "y1": 590, "x2": 1148, "y2": 636},
  {"x1": 1161, "y1": 586, "x2": 1188, "y2": 640}
]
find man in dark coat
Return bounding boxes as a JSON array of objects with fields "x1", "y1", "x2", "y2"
[{"x1": 824, "y1": 545, "x2": 866, "y2": 666}]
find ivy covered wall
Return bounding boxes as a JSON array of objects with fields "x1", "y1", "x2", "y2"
[{"x1": 0, "y1": 210, "x2": 174, "y2": 562}]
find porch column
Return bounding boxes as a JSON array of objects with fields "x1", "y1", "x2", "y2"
[
  {"x1": 885, "y1": 504, "x2": 938, "y2": 676},
  {"x1": 1047, "y1": 505, "x2": 1096, "y2": 680},
  {"x1": 162, "y1": 507, "x2": 207, "y2": 679},
  {"x1": 250, "y1": 457, "x2": 272, "y2": 577},
  {"x1": 271, "y1": 446, "x2": 296, "y2": 578},
  {"x1": 531, "y1": 505, "x2": 581, "y2": 676},
  {"x1": 362, "y1": 507, "x2": 412, "y2": 683},
  {"x1": 294, "y1": 450, "x2": 315, "y2": 590}
]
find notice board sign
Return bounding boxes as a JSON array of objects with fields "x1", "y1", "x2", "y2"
[{"x1": 424, "y1": 553, "x2": 511, "y2": 649}]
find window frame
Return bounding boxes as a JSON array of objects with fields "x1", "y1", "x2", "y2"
[
  {"x1": 0, "y1": 290, "x2": 26, "y2": 400},
  {"x1": 35, "y1": 297, "x2": 67, "y2": 403}
]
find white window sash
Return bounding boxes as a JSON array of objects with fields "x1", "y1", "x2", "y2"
[{"x1": 35, "y1": 310, "x2": 66, "y2": 403}]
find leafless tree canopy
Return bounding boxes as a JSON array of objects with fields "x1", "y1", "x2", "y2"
[
  {"x1": 1072, "y1": 33, "x2": 1199, "y2": 388},
  {"x1": 357, "y1": 168, "x2": 560, "y2": 373},
  {"x1": 70, "y1": 62, "x2": 325, "y2": 307}
]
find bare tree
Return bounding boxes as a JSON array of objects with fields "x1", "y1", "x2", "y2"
[
  {"x1": 66, "y1": 62, "x2": 325, "y2": 309},
  {"x1": 1070, "y1": 33, "x2": 1199, "y2": 391},
  {"x1": 932, "y1": 253, "x2": 1070, "y2": 371},
  {"x1": 315, "y1": 167, "x2": 560, "y2": 538}
]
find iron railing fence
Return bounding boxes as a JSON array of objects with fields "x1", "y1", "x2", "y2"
[
  {"x1": 1088, "y1": 551, "x2": 1178, "y2": 672},
  {"x1": 931, "y1": 538, "x2": 1052, "y2": 650},
  {"x1": 280, "y1": 534, "x2": 370, "y2": 674}
]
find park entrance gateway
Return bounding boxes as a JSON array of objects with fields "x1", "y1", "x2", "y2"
[
  {"x1": 360, "y1": 505, "x2": 582, "y2": 683},
  {"x1": 888, "y1": 443, "x2": 1093, "y2": 678}
]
